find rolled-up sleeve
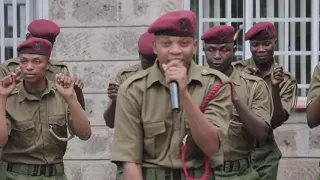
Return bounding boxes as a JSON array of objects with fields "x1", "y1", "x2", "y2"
[
  {"x1": 280, "y1": 77, "x2": 297, "y2": 118},
  {"x1": 252, "y1": 81, "x2": 273, "y2": 126},
  {"x1": 111, "y1": 85, "x2": 143, "y2": 164},
  {"x1": 308, "y1": 64, "x2": 320, "y2": 108},
  {"x1": 203, "y1": 83, "x2": 232, "y2": 165}
]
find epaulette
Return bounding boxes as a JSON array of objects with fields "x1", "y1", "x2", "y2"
[
  {"x1": 200, "y1": 66, "x2": 230, "y2": 84},
  {"x1": 232, "y1": 59, "x2": 250, "y2": 67},
  {"x1": 3, "y1": 58, "x2": 19, "y2": 66},
  {"x1": 239, "y1": 71, "x2": 263, "y2": 82},
  {"x1": 120, "y1": 69, "x2": 148, "y2": 91},
  {"x1": 117, "y1": 64, "x2": 141, "y2": 76},
  {"x1": 49, "y1": 59, "x2": 68, "y2": 68}
]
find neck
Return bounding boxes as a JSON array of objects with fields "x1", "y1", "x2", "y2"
[
  {"x1": 254, "y1": 58, "x2": 274, "y2": 72},
  {"x1": 24, "y1": 78, "x2": 47, "y2": 93},
  {"x1": 223, "y1": 65, "x2": 233, "y2": 77}
]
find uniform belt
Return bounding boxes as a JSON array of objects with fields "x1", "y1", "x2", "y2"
[
  {"x1": 165, "y1": 168, "x2": 181, "y2": 180},
  {"x1": 164, "y1": 167, "x2": 215, "y2": 180},
  {"x1": 6, "y1": 162, "x2": 63, "y2": 177},
  {"x1": 218, "y1": 156, "x2": 252, "y2": 172}
]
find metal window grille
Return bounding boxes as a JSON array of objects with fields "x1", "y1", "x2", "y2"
[
  {"x1": 186, "y1": 0, "x2": 319, "y2": 100},
  {"x1": 0, "y1": 0, "x2": 49, "y2": 63}
]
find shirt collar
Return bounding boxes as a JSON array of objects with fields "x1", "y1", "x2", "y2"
[{"x1": 17, "y1": 78, "x2": 55, "y2": 102}]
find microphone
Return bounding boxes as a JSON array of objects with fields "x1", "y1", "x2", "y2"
[{"x1": 169, "y1": 81, "x2": 180, "y2": 111}]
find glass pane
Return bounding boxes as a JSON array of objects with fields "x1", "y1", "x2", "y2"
[
  {"x1": 5, "y1": 4, "x2": 13, "y2": 38},
  {"x1": 4, "y1": 3, "x2": 26, "y2": 38},
  {"x1": 288, "y1": 22, "x2": 311, "y2": 51},
  {"x1": 202, "y1": 0, "x2": 226, "y2": 18},
  {"x1": 253, "y1": 0, "x2": 311, "y2": 18},
  {"x1": 18, "y1": 4, "x2": 26, "y2": 38},
  {"x1": 232, "y1": 0, "x2": 243, "y2": 18},
  {"x1": 5, "y1": 47, "x2": 13, "y2": 60}
]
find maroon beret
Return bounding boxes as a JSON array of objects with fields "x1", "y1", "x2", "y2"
[
  {"x1": 148, "y1": 10, "x2": 197, "y2": 37},
  {"x1": 201, "y1": 25, "x2": 234, "y2": 44},
  {"x1": 17, "y1": 37, "x2": 53, "y2": 57},
  {"x1": 28, "y1": 19, "x2": 60, "y2": 43},
  {"x1": 245, "y1": 22, "x2": 276, "y2": 41},
  {"x1": 138, "y1": 32, "x2": 155, "y2": 56}
]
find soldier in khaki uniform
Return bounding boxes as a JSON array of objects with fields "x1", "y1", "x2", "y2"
[
  {"x1": 306, "y1": 63, "x2": 320, "y2": 180},
  {"x1": 104, "y1": 31, "x2": 156, "y2": 128},
  {"x1": 0, "y1": 38, "x2": 91, "y2": 179},
  {"x1": 111, "y1": 10, "x2": 232, "y2": 180},
  {"x1": 0, "y1": 19, "x2": 85, "y2": 110},
  {"x1": 201, "y1": 25, "x2": 273, "y2": 180},
  {"x1": 232, "y1": 22, "x2": 297, "y2": 180}
]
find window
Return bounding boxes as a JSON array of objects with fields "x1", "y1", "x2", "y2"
[
  {"x1": 0, "y1": 0, "x2": 49, "y2": 62},
  {"x1": 187, "y1": 0, "x2": 320, "y2": 100}
]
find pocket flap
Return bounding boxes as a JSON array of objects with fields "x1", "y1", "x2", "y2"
[
  {"x1": 12, "y1": 121, "x2": 35, "y2": 131},
  {"x1": 144, "y1": 121, "x2": 166, "y2": 138},
  {"x1": 49, "y1": 115, "x2": 66, "y2": 126}
]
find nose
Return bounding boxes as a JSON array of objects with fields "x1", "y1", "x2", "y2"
[
  {"x1": 169, "y1": 43, "x2": 182, "y2": 56},
  {"x1": 257, "y1": 45, "x2": 266, "y2": 53},
  {"x1": 213, "y1": 51, "x2": 222, "y2": 60},
  {"x1": 26, "y1": 62, "x2": 34, "y2": 71}
]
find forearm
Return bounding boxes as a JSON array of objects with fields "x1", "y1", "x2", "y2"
[
  {"x1": 181, "y1": 91, "x2": 220, "y2": 157},
  {"x1": 103, "y1": 101, "x2": 117, "y2": 128},
  {"x1": 307, "y1": 95, "x2": 320, "y2": 128},
  {"x1": 233, "y1": 98, "x2": 269, "y2": 142},
  {"x1": 74, "y1": 88, "x2": 85, "y2": 110},
  {"x1": 271, "y1": 86, "x2": 287, "y2": 129},
  {"x1": 65, "y1": 95, "x2": 91, "y2": 140},
  {"x1": 0, "y1": 97, "x2": 8, "y2": 147},
  {"x1": 123, "y1": 162, "x2": 143, "y2": 180}
]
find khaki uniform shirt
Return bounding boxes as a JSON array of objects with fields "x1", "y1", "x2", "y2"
[
  {"x1": 111, "y1": 61, "x2": 232, "y2": 169},
  {"x1": 224, "y1": 68, "x2": 273, "y2": 161},
  {"x1": 307, "y1": 63, "x2": 320, "y2": 107},
  {"x1": 232, "y1": 58, "x2": 297, "y2": 117},
  {"x1": 0, "y1": 57, "x2": 70, "y2": 80},
  {"x1": 115, "y1": 63, "x2": 143, "y2": 84},
  {"x1": 2, "y1": 79, "x2": 76, "y2": 164}
]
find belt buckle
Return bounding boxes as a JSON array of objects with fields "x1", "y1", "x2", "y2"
[{"x1": 224, "y1": 161, "x2": 231, "y2": 172}]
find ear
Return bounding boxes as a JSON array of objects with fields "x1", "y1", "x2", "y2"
[
  {"x1": 152, "y1": 39, "x2": 158, "y2": 55},
  {"x1": 46, "y1": 58, "x2": 51, "y2": 70},
  {"x1": 193, "y1": 39, "x2": 198, "y2": 54}
]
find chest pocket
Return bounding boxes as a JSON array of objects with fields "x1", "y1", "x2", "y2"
[
  {"x1": 143, "y1": 121, "x2": 166, "y2": 158},
  {"x1": 11, "y1": 120, "x2": 36, "y2": 147},
  {"x1": 48, "y1": 115, "x2": 67, "y2": 139}
]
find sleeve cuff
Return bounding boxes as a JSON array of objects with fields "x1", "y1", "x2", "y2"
[{"x1": 111, "y1": 139, "x2": 143, "y2": 164}]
